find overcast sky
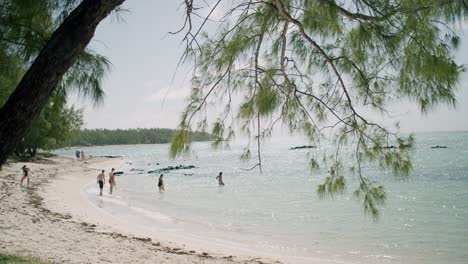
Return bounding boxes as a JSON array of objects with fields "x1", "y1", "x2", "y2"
[{"x1": 73, "y1": 1, "x2": 468, "y2": 133}]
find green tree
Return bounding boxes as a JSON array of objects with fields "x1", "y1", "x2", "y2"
[
  {"x1": 0, "y1": 0, "x2": 124, "y2": 165},
  {"x1": 0, "y1": 0, "x2": 113, "y2": 161},
  {"x1": 171, "y1": 0, "x2": 467, "y2": 218},
  {"x1": 14, "y1": 94, "x2": 83, "y2": 159}
]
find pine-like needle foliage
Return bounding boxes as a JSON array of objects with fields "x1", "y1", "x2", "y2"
[
  {"x1": 171, "y1": 0, "x2": 467, "y2": 219},
  {"x1": 0, "y1": 0, "x2": 109, "y2": 104}
]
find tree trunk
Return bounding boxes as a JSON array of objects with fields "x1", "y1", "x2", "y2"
[{"x1": 0, "y1": 0, "x2": 125, "y2": 166}]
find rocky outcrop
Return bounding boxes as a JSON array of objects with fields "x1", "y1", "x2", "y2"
[
  {"x1": 148, "y1": 165, "x2": 196, "y2": 174},
  {"x1": 289, "y1": 145, "x2": 316, "y2": 150}
]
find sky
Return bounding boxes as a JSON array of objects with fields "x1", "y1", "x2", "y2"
[{"x1": 72, "y1": 1, "x2": 468, "y2": 133}]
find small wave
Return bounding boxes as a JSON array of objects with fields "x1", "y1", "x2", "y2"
[
  {"x1": 128, "y1": 205, "x2": 173, "y2": 223},
  {"x1": 86, "y1": 186, "x2": 174, "y2": 224}
]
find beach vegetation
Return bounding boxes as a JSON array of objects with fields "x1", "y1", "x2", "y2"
[
  {"x1": 0, "y1": 253, "x2": 47, "y2": 264},
  {"x1": 0, "y1": 0, "x2": 123, "y2": 165},
  {"x1": 0, "y1": 0, "x2": 112, "y2": 161}
]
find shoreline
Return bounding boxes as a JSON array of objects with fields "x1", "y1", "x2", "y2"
[{"x1": 0, "y1": 156, "x2": 281, "y2": 264}]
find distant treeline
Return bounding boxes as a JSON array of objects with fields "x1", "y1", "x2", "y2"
[{"x1": 70, "y1": 128, "x2": 212, "y2": 146}]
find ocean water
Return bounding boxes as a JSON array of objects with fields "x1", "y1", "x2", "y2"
[{"x1": 55, "y1": 132, "x2": 468, "y2": 263}]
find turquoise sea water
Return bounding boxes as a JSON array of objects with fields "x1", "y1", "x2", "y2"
[{"x1": 55, "y1": 132, "x2": 468, "y2": 263}]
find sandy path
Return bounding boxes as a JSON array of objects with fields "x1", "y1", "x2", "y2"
[{"x1": 0, "y1": 157, "x2": 280, "y2": 264}]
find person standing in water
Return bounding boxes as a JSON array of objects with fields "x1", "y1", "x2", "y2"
[
  {"x1": 109, "y1": 168, "x2": 116, "y2": 195},
  {"x1": 20, "y1": 165, "x2": 30, "y2": 187},
  {"x1": 80, "y1": 150, "x2": 85, "y2": 160},
  {"x1": 97, "y1": 170, "x2": 105, "y2": 196},
  {"x1": 75, "y1": 150, "x2": 80, "y2": 159},
  {"x1": 158, "y1": 174, "x2": 165, "y2": 192},
  {"x1": 216, "y1": 172, "x2": 225, "y2": 186}
]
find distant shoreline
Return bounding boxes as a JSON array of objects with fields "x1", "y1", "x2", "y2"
[
  {"x1": 69, "y1": 128, "x2": 212, "y2": 147},
  {"x1": 65, "y1": 140, "x2": 213, "y2": 149}
]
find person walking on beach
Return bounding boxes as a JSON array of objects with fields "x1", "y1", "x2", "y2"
[
  {"x1": 75, "y1": 150, "x2": 80, "y2": 159},
  {"x1": 216, "y1": 172, "x2": 225, "y2": 186},
  {"x1": 97, "y1": 170, "x2": 105, "y2": 196},
  {"x1": 109, "y1": 168, "x2": 116, "y2": 195},
  {"x1": 20, "y1": 165, "x2": 30, "y2": 187},
  {"x1": 158, "y1": 174, "x2": 165, "y2": 192},
  {"x1": 80, "y1": 150, "x2": 85, "y2": 160}
]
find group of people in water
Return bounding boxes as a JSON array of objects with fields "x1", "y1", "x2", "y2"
[
  {"x1": 98, "y1": 170, "x2": 225, "y2": 196},
  {"x1": 75, "y1": 149, "x2": 85, "y2": 160},
  {"x1": 19, "y1": 161, "x2": 225, "y2": 195}
]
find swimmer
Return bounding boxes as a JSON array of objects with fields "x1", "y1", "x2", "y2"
[
  {"x1": 158, "y1": 174, "x2": 165, "y2": 192},
  {"x1": 216, "y1": 172, "x2": 225, "y2": 186}
]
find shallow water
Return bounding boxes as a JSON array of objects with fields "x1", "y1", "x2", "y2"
[{"x1": 55, "y1": 131, "x2": 468, "y2": 263}]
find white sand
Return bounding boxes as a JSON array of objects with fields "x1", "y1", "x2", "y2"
[{"x1": 0, "y1": 156, "x2": 282, "y2": 264}]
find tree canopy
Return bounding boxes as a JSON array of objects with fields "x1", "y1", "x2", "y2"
[
  {"x1": 0, "y1": 0, "x2": 112, "y2": 160},
  {"x1": 170, "y1": 0, "x2": 468, "y2": 218}
]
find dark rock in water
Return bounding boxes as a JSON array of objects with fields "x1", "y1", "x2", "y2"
[
  {"x1": 147, "y1": 165, "x2": 197, "y2": 174},
  {"x1": 383, "y1": 145, "x2": 396, "y2": 149},
  {"x1": 289, "y1": 145, "x2": 316, "y2": 150},
  {"x1": 156, "y1": 163, "x2": 159, "y2": 165},
  {"x1": 100, "y1": 155, "x2": 122, "y2": 158},
  {"x1": 431, "y1": 145, "x2": 447, "y2": 149},
  {"x1": 113, "y1": 171, "x2": 124, "y2": 175}
]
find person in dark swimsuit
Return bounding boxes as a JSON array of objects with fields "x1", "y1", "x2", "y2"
[
  {"x1": 20, "y1": 165, "x2": 30, "y2": 187},
  {"x1": 109, "y1": 168, "x2": 116, "y2": 195},
  {"x1": 97, "y1": 170, "x2": 105, "y2": 196},
  {"x1": 158, "y1": 174, "x2": 165, "y2": 192},
  {"x1": 216, "y1": 172, "x2": 225, "y2": 186}
]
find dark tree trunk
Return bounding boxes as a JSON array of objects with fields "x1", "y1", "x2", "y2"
[{"x1": 0, "y1": 0, "x2": 125, "y2": 166}]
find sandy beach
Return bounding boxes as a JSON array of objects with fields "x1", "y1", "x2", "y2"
[{"x1": 0, "y1": 156, "x2": 280, "y2": 264}]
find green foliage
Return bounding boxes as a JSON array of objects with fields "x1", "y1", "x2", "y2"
[
  {"x1": 13, "y1": 93, "x2": 83, "y2": 159},
  {"x1": 70, "y1": 128, "x2": 211, "y2": 148},
  {"x1": 0, "y1": 0, "x2": 109, "y2": 159},
  {"x1": 172, "y1": 0, "x2": 467, "y2": 218},
  {"x1": 0, "y1": 253, "x2": 47, "y2": 264},
  {"x1": 354, "y1": 182, "x2": 387, "y2": 221},
  {"x1": 317, "y1": 175, "x2": 346, "y2": 199},
  {"x1": 309, "y1": 157, "x2": 319, "y2": 170},
  {"x1": 0, "y1": 0, "x2": 109, "y2": 103}
]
